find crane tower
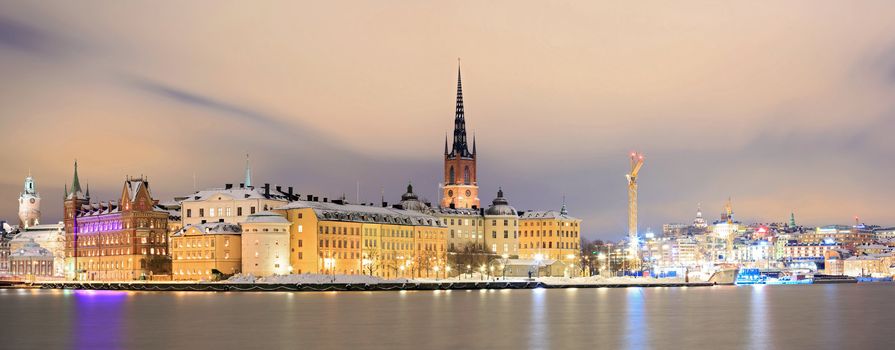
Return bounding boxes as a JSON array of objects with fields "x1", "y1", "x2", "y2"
[{"x1": 626, "y1": 152, "x2": 644, "y2": 262}]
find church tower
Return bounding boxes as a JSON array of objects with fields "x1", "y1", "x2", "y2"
[
  {"x1": 18, "y1": 172, "x2": 40, "y2": 228},
  {"x1": 63, "y1": 160, "x2": 90, "y2": 279},
  {"x1": 441, "y1": 63, "x2": 480, "y2": 209}
]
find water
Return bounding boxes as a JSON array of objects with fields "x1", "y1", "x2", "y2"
[{"x1": 1, "y1": 284, "x2": 893, "y2": 349}]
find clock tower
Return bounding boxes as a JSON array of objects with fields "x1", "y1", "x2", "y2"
[
  {"x1": 18, "y1": 172, "x2": 41, "y2": 228},
  {"x1": 441, "y1": 63, "x2": 480, "y2": 209}
]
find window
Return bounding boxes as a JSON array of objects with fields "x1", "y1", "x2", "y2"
[
  {"x1": 251, "y1": 206, "x2": 256, "y2": 214},
  {"x1": 464, "y1": 166, "x2": 470, "y2": 184},
  {"x1": 186, "y1": 209, "x2": 192, "y2": 218},
  {"x1": 226, "y1": 207, "x2": 232, "y2": 216},
  {"x1": 298, "y1": 240, "x2": 303, "y2": 248},
  {"x1": 298, "y1": 225, "x2": 303, "y2": 233},
  {"x1": 199, "y1": 208, "x2": 204, "y2": 217},
  {"x1": 449, "y1": 166, "x2": 455, "y2": 183},
  {"x1": 492, "y1": 231, "x2": 497, "y2": 239},
  {"x1": 209, "y1": 208, "x2": 215, "y2": 217},
  {"x1": 237, "y1": 207, "x2": 242, "y2": 216}
]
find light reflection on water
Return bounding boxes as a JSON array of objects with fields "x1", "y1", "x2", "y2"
[{"x1": 1, "y1": 284, "x2": 893, "y2": 349}]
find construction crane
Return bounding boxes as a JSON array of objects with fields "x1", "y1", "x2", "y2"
[{"x1": 626, "y1": 152, "x2": 644, "y2": 265}]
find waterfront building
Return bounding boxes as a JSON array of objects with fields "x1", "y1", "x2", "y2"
[
  {"x1": 501, "y1": 258, "x2": 576, "y2": 278},
  {"x1": 170, "y1": 222, "x2": 242, "y2": 280},
  {"x1": 872, "y1": 227, "x2": 895, "y2": 240},
  {"x1": 180, "y1": 183, "x2": 297, "y2": 227},
  {"x1": 8, "y1": 239, "x2": 54, "y2": 278},
  {"x1": 63, "y1": 162, "x2": 170, "y2": 281},
  {"x1": 518, "y1": 204, "x2": 582, "y2": 262},
  {"x1": 643, "y1": 236, "x2": 699, "y2": 268},
  {"x1": 798, "y1": 225, "x2": 874, "y2": 249},
  {"x1": 277, "y1": 199, "x2": 447, "y2": 278},
  {"x1": 440, "y1": 65, "x2": 480, "y2": 209},
  {"x1": 782, "y1": 241, "x2": 841, "y2": 261},
  {"x1": 842, "y1": 253, "x2": 894, "y2": 277},
  {"x1": 9, "y1": 222, "x2": 65, "y2": 276},
  {"x1": 241, "y1": 211, "x2": 291, "y2": 277},
  {"x1": 0, "y1": 229, "x2": 12, "y2": 275},
  {"x1": 18, "y1": 173, "x2": 40, "y2": 228},
  {"x1": 483, "y1": 188, "x2": 519, "y2": 256}
]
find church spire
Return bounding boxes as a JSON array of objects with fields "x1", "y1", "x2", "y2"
[
  {"x1": 444, "y1": 133, "x2": 449, "y2": 155},
  {"x1": 450, "y1": 59, "x2": 470, "y2": 158},
  {"x1": 472, "y1": 131, "x2": 476, "y2": 155},
  {"x1": 69, "y1": 160, "x2": 82, "y2": 199},
  {"x1": 244, "y1": 153, "x2": 252, "y2": 188},
  {"x1": 560, "y1": 195, "x2": 568, "y2": 216}
]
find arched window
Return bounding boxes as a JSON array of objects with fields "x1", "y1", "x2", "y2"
[
  {"x1": 464, "y1": 166, "x2": 470, "y2": 184},
  {"x1": 449, "y1": 166, "x2": 455, "y2": 183}
]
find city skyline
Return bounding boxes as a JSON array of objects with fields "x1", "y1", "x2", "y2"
[{"x1": 3, "y1": 2, "x2": 895, "y2": 239}]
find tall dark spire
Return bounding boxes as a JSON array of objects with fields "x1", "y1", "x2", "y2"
[{"x1": 450, "y1": 60, "x2": 471, "y2": 158}]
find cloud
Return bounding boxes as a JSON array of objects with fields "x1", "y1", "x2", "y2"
[
  {"x1": 0, "y1": 15, "x2": 66, "y2": 56},
  {"x1": 124, "y1": 76, "x2": 297, "y2": 131}
]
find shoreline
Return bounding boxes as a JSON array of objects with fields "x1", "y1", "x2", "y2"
[{"x1": 26, "y1": 280, "x2": 717, "y2": 292}]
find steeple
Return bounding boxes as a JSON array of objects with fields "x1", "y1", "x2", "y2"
[
  {"x1": 472, "y1": 132, "x2": 476, "y2": 155},
  {"x1": 85, "y1": 181, "x2": 90, "y2": 199},
  {"x1": 560, "y1": 195, "x2": 568, "y2": 216},
  {"x1": 444, "y1": 133, "x2": 449, "y2": 155},
  {"x1": 244, "y1": 153, "x2": 252, "y2": 188},
  {"x1": 68, "y1": 160, "x2": 83, "y2": 199},
  {"x1": 450, "y1": 60, "x2": 471, "y2": 158},
  {"x1": 789, "y1": 212, "x2": 796, "y2": 227}
]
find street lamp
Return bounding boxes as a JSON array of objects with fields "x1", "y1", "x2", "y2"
[
  {"x1": 434, "y1": 266, "x2": 440, "y2": 281},
  {"x1": 534, "y1": 254, "x2": 544, "y2": 278},
  {"x1": 323, "y1": 258, "x2": 336, "y2": 282}
]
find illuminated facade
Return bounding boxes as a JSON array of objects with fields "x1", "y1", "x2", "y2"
[
  {"x1": 180, "y1": 183, "x2": 296, "y2": 227},
  {"x1": 8, "y1": 239, "x2": 54, "y2": 278},
  {"x1": 63, "y1": 162, "x2": 170, "y2": 281},
  {"x1": 518, "y1": 204, "x2": 582, "y2": 262},
  {"x1": 483, "y1": 189, "x2": 519, "y2": 256},
  {"x1": 241, "y1": 211, "x2": 291, "y2": 277},
  {"x1": 171, "y1": 223, "x2": 242, "y2": 280},
  {"x1": 9, "y1": 222, "x2": 65, "y2": 276},
  {"x1": 18, "y1": 173, "x2": 40, "y2": 228},
  {"x1": 277, "y1": 199, "x2": 446, "y2": 278}
]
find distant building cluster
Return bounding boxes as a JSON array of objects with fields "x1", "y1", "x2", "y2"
[
  {"x1": 0, "y1": 65, "x2": 582, "y2": 281},
  {"x1": 592, "y1": 199, "x2": 895, "y2": 279}
]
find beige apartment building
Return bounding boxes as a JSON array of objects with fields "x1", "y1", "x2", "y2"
[
  {"x1": 241, "y1": 211, "x2": 291, "y2": 277},
  {"x1": 483, "y1": 189, "x2": 519, "y2": 257},
  {"x1": 170, "y1": 222, "x2": 242, "y2": 280},
  {"x1": 180, "y1": 184, "x2": 296, "y2": 226}
]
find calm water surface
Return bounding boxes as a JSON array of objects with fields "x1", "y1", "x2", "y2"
[{"x1": 1, "y1": 284, "x2": 893, "y2": 349}]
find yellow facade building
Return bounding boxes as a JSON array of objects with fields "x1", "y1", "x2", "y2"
[
  {"x1": 276, "y1": 199, "x2": 446, "y2": 278},
  {"x1": 518, "y1": 205, "x2": 582, "y2": 262},
  {"x1": 180, "y1": 184, "x2": 296, "y2": 227},
  {"x1": 170, "y1": 223, "x2": 242, "y2": 280},
  {"x1": 483, "y1": 189, "x2": 519, "y2": 257}
]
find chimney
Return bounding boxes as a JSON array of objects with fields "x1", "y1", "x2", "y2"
[
  {"x1": 288, "y1": 186, "x2": 293, "y2": 196},
  {"x1": 333, "y1": 199, "x2": 344, "y2": 205},
  {"x1": 323, "y1": 197, "x2": 328, "y2": 203},
  {"x1": 382, "y1": 201, "x2": 388, "y2": 208},
  {"x1": 225, "y1": 184, "x2": 233, "y2": 190},
  {"x1": 264, "y1": 183, "x2": 270, "y2": 196},
  {"x1": 307, "y1": 194, "x2": 314, "y2": 201},
  {"x1": 276, "y1": 185, "x2": 282, "y2": 193},
  {"x1": 239, "y1": 183, "x2": 244, "y2": 188},
  {"x1": 450, "y1": 203, "x2": 456, "y2": 209}
]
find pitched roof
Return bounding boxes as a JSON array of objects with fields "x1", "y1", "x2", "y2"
[{"x1": 278, "y1": 200, "x2": 444, "y2": 227}]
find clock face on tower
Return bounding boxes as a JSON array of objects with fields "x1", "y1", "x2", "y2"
[
  {"x1": 465, "y1": 190, "x2": 471, "y2": 197},
  {"x1": 30, "y1": 198, "x2": 35, "y2": 204},
  {"x1": 448, "y1": 190, "x2": 454, "y2": 197}
]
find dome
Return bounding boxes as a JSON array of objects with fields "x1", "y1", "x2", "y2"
[
  {"x1": 399, "y1": 183, "x2": 431, "y2": 212},
  {"x1": 485, "y1": 188, "x2": 517, "y2": 216}
]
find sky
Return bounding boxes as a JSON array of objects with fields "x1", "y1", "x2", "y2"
[{"x1": 2, "y1": 1, "x2": 895, "y2": 240}]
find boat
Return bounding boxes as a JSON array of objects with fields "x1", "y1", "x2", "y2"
[{"x1": 709, "y1": 267, "x2": 739, "y2": 285}]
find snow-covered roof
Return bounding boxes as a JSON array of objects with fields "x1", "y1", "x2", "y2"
[
  {"x1": 173, "y1": 222, "x2": 241, "y2": 237},
  {"x1": 519, "y1": 210, "x2": 580, "y2": 221},
  {"x1": 9, "y1": 239, "x2": 52, "y2": 258},
  {"x1": 278, "y1": 200, "x2": 444, "y2": 227},
  {"x1": 245, "y1": 211, "x2": 290, "y2": 224},
  {"x1": 181, "y1": 186, "x2": 294, "y2": 203},
  {"x1": 434, "y1": 207, "x2": 480, "y2": 216}
]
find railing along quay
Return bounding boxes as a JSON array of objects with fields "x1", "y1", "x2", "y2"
[{"x1": 35, "y1": 281, "x2": 716, "y2": 292}]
